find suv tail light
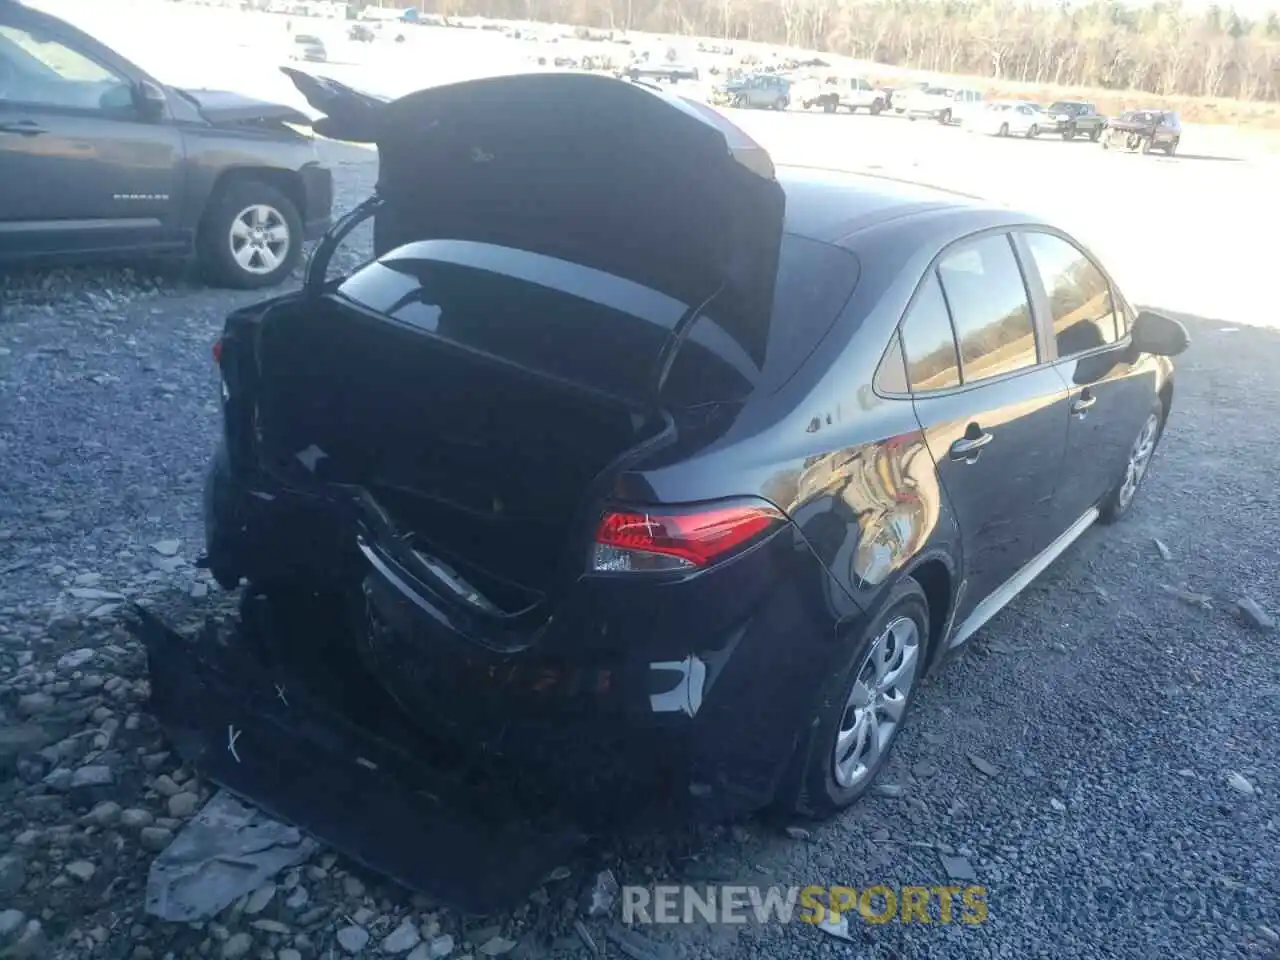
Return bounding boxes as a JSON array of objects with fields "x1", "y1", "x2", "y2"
[
  {"x1": 212, "y1": 337, "x2": 224, "y2": 365},
  {"x1": 591, "y1": 500, "x2": 786, "y2": 574}
]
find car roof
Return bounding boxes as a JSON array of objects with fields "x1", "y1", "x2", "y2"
[{"x1": 776, "y1": 165, "x2": 995, "y2": 242}]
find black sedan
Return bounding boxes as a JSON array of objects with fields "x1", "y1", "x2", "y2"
[
  {"x1": 136, "y1": 70, "x2": 1188, "y2": 911},
  {"x1": 0, "y1": 3, "x2": 332, "y2": 288}
]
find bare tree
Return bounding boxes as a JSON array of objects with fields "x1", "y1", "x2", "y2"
[{"x1": 434, "y1": 0, "x2": 1280, "y2": 102}]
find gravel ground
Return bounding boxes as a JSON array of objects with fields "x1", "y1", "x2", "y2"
[{"x1": 2, "y1": 154, "x2": 1278, "y2": 960}]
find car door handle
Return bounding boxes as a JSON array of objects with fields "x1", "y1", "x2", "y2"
[
  {"x1": 0, "y1": 121, "x2": 46, "y2": 136},
  {"x1": 950, "y1": 431, "x2": 993, "y2": 460},
  {"x1": 1071, "y1": 394, "x2": 1097, "y2": 416}
]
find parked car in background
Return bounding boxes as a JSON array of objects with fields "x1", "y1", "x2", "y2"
[
  {"x1": 348, "y1": 23, "x2": 375, "y2": 42},
  {"x1": 906, "y1": 86, "x2": 983, "y2": 124},
  {"x1": 966, "y1": 100, "x2": 1044, "y2": 138},
  {"x1": 1102, "y1": 109, "x2": 1181, "y2": 155},
  {"x1": 0, "y1": 2, "x2": 332, "y2": 288},
  {"x1": 155, "y1": 70, "x2": 1189, "y2": 916},
  {"x1": 1043, "y1": 100, "x2": 1107, "y2": 140},
  {"x1": 796, "y1": 74, "x2": 887, "y2": 114},
  {"x1": 289, "y1": 33, "x2": 327, "y2": 62},
  {"x1": 890, "y1": 80, "x2": 930, "y2": 114},
  {"x1": 710, "y1": 71, "x2": 790, "y2": 109},
  {"x1": 622, "y1": 61, "x2": 700, "y2": 83}
]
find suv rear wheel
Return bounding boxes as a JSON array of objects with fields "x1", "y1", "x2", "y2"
[
  {"x1": 781, "y1": 577, "x2": 930, "y2": 818},
  {"x1": 199, "y1": 180, "x2": 303, "y2": 290}
]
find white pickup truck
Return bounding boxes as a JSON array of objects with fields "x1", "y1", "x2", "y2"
[{"x1": 796, "y1": 75, "x2": 888, "y2": 115}]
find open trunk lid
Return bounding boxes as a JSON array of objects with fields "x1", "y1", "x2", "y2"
[{"x1": 280, "y1": 67, "x2": 785, "y2": 369}]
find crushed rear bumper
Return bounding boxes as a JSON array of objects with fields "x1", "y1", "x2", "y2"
[{"x1": 130, "y1": 606, "x2": 587, "y2": 914}]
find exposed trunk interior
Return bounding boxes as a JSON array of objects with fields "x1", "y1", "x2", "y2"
[{"x1": 253, "y1": 297, "x2": 663, "y2": 609}]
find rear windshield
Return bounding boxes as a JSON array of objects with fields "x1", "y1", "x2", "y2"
[{"x1": 335, "y1": 235, "x2": 858, "y2": 405}]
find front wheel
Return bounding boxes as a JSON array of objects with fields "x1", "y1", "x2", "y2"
[
  {"x1": 1165, "y1": 137, "x2": 1179, "y2": 156},
  {"x1": 1062, "y1": 123, "x2": 1076, "y2": 140},
  {"x1": 870, "y1": 100, "x2": 883, "y2": 115},
  {"x1": 1089, "y1": 125, "x2": 1102, "y2": 142},
  {"x1": 1026, "y1": 124, "x2": 1039, "y2": 139},
  {"x1": 1098, "y1": 402, "x2": 1164, "y2": 524},
  {"x1": 779, "y1": 578, "x2": 930, "y2": 818},
  {"x1": 998, "y1": 122, "x2": 1009, "y2": 137},
  {"x1": 822, "y1": 98, "x2": 836, "y2": 114},
  {"x1": 938, "y1": 109, "x2": 952, "y2": 125},
  {"x1": 197, "y1": 179, "x2": 303, "y2": 290}
]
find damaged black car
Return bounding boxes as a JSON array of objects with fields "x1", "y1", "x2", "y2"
[{"x1": 138, "y1": 67, "x2": 1188, "y2": 911}]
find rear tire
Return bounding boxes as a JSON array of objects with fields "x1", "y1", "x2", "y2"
[
  {"x1": 198, "y1": 179, "x2": 303, "y2": 290},
  {"x1": 1026, "y1": 123, "x2": 1039, "y2": 139},
  {"x1": 1098, "y1": 400, "x2": 1165, "y2": 524},
  {"x1": 998, "y1": 122, "x2": 1009, "y2": 137},
  {"x1": 1089, "y1": 125, "x2": 1102, "y2": 142},
  {"x1": 823, "y1": 98, "x2": 836, "y2": 114},
  {"x1": 1062, "y1": 123, "x2": 1076, "y2": 140},
  {"x1": 1165, "y1": 138, "x2": 1179, "y2": 156},
  {"x1": 870, "y1": 100, "x2": 883, "y2": 115},
  {"x1": 780, "y1": 578, "x2": 931, "y2": 819},
  {"x1": 939, "y1": 109, "x2": 952, "y2": 124}
]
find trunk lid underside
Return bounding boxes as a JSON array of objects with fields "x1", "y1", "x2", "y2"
[{"x1": 283, "y1": 67, "x2": 786, "y2": 370}]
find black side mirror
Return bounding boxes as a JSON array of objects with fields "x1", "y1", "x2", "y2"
[
  {"x1": 134, "y1": 81, "x2": 168, "y2": 121},
  {"x1": 1130, "y1": 310, "x2": 1190, "y2": 357}
]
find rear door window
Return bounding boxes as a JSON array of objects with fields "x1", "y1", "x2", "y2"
[
  {"x1": 936, "y1": 233, "x2": 1038, "y2": 383},
  {"x1": 1021, "y1": 231, "x2": 1121, "y2": 358},
  {"x1": 900, "y1": 272, "x2": 960, "y2": 392}
]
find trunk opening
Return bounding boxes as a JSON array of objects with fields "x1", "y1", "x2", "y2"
[{"x1": 252, "y1": 295, "x2": 671, "y2": 610}]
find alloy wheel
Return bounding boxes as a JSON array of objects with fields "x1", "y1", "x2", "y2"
[
  {"x1": 229, "y1": 204, "x2": 291, "y2": 276},
  {"x1": 833, "y1": 616, "x2": 921, "y2": 790},
  {"x1": 1117, "y1": 413, "x2": 1160, "y2": 510}
]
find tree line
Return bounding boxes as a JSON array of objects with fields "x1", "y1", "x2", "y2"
[{"x1": 381, "y1": 0, "x2": 1280, "y2": 103}]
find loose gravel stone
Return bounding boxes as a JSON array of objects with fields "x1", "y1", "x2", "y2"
[
  {"x1": 221, "y1": 932, "x2": 253, "y2": 960},
  {"x1": 337, "y1": 926, "x2": 370, "y2": 954},
  {"x1": 167, "y1": 792, "x2": 200, "y2": 818},
  {"x1": 381, "y1": 919, "x2": 421, "y2": 954}
]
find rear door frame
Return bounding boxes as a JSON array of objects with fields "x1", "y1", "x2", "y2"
[{"x1": 885, "y1": 224, "x2": 1073, "y2": 624}]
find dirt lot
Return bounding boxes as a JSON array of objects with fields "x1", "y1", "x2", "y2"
[{"x1": 2, "y1": 3, "x2": 1279, "y2": 960}]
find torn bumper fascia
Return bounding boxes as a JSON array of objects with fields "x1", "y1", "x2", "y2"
[{"x1": 129, "y1": 606, "x2": 586, "y2": 914}]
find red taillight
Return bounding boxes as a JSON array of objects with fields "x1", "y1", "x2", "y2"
[
  {"x1": 591, "y1": 501, "x2": 785, "y2": 573},
  {"x1": 212, "y1": 338, "x2": 223, "y2": 365}
]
